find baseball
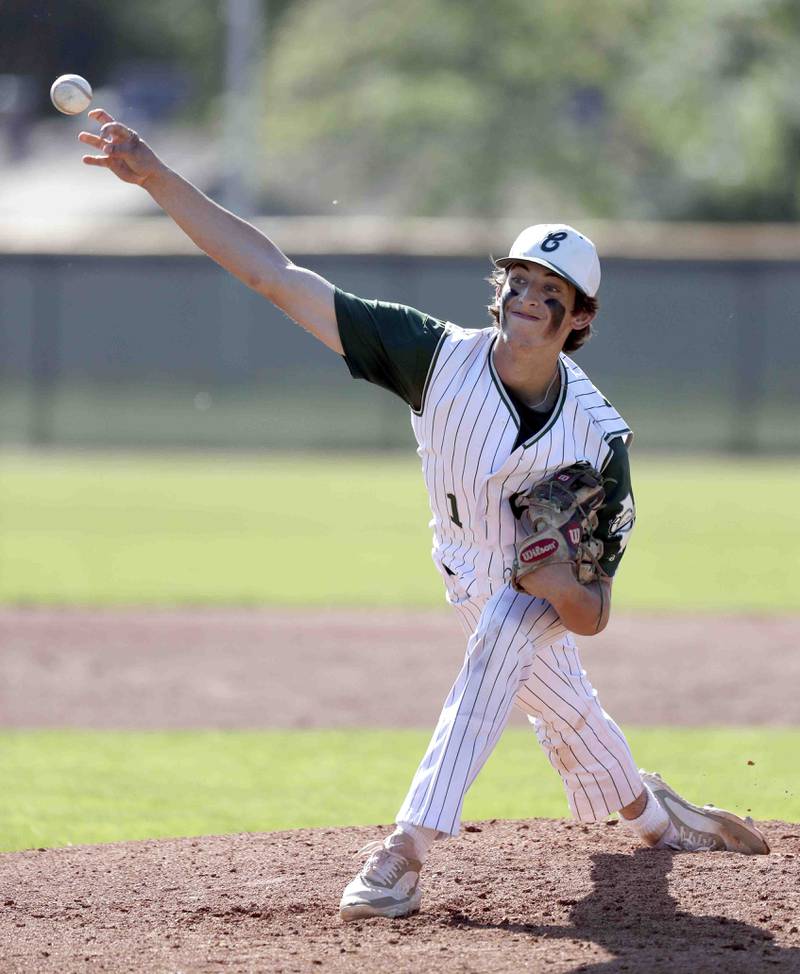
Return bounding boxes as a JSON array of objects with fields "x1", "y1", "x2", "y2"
[{"x1": 50, "y1": 74, "x2": 93, "y2": 115}]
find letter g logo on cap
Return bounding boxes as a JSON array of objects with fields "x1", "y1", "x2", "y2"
[{"x1": 541, "y1": 231, "x2": 569, "y2": 253}]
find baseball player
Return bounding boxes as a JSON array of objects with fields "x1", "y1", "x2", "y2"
[{"x1": 80, "y1": 111, "x2": 770, "y2": 923}]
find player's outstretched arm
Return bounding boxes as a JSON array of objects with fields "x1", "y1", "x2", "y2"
[{"x1": 79, "y1": 110, "x2": 342, "y2": 354}]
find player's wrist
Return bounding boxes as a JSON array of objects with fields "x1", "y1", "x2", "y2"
[{"x1": 140, "y1": 160, "x2": 173, "y2": 195}]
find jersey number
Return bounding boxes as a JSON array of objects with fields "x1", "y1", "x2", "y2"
[{"x1": 446, "y1": 493, "x2": 463, "y2": 528}]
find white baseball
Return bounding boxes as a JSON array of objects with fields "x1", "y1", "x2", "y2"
[{"x1": 50, "y1": 74, "x2": 93, "y2": 115}]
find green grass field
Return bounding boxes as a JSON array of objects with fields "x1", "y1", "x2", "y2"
[
  {"x1": 0, "y1": 451, "x2": 798, "y2": 610},
  {"x1": 0, "y1": 728, "x2": 795, "y2": 853},
  {"x1": 1, "y1": 451, "x2": 797, "y2": 853}
]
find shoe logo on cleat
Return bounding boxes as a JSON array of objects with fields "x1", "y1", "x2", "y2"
[
  {"x1": 676, "y1": 825, "x2": 720, "y2": 853},
  {"x1": 660, "y1": 795, "x2": 726, "y2": 851}
]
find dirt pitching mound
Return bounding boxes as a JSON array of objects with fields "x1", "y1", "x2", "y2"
[{"x1": 2, "y1": 819, "x2": 799, "y2": 973}]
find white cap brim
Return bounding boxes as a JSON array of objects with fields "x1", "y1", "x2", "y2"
[{"x1": 494, "y1": 255, "x2": 591, "y2": 297}]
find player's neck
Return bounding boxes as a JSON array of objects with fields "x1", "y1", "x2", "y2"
[{"x1": 492, "y1": 340, "x2": 562, "y2": 411}]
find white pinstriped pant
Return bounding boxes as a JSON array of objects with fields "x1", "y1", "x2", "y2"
[{"x1": 396, "y1": 585, "x2": 642, "y2": 835}]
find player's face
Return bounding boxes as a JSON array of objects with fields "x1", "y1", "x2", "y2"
[{"x1": 498, "y1": 262, "x2": 577, "y2": 350}]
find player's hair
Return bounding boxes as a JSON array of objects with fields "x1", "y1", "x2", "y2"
[{"x1": 487, "y1": 265, "x2": 599, "y2": 353}]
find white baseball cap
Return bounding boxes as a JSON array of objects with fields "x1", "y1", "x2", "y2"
[{"x1": 495, "y1": 223, "x2": 601, "y2": 297}]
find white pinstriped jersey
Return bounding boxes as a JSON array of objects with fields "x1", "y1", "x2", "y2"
[{"x1": 411, "y1": 324, "x2": 631, "y2": 602}]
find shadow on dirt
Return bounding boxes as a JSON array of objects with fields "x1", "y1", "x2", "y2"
[{"x1": 448, "y1": 848, "x2": 799, "y2": 973}]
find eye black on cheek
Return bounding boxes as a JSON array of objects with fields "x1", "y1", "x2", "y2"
[
  {"x1": 501, "y1": 285, "x2": 519, "y2": 311},
  {"x1": 545, "y1": 298, "x2": 566, "y2": 329}
]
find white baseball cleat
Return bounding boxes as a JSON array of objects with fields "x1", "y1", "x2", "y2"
[
  {"x1": 641, "y1": 770, "x2": 770, "y2": 855},
  {"x1": 339, "y1": 834, "x2": 422, "y2": 920}
]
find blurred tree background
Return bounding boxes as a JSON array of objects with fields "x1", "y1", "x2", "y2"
[
  {"x1": 263, "y1": 0, "x2": 800, "y2": 220},
  {"x1": 2, "y1": 0, "x2": 800, "y2": 220}
]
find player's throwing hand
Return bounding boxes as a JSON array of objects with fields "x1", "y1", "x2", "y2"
[{"x1": 79, "y1": 109, "x2": 163, "y2": 187}]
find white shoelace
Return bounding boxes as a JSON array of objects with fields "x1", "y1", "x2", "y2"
[{"x1": 357, "y1": 840, "x2": 409, "y2": 886}]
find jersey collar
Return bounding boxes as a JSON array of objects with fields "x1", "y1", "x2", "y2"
[{"x1": 487, "y1": 339, "x2": 569, "y2": 450}]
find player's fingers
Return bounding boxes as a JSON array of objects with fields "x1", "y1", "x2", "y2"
[
  {"x1": 81, "y1": 154, "x2": 112, "y2": 167},
  {"x1": 88, "y1": 108, "x2": 115, "y2": 125},
  {"x1": 78, "y1": 131, "x2": 104, "y2": 149}
]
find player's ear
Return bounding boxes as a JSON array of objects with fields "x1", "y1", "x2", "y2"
[
  {"x1": 565, "y1": 302, "x2": 595, "y2": 350},
  {"x1": 570, "y1": 316, "x2": 594, "y2": 344},
  {"x1": 570, "y1": 308, "x2": 596, "y2": 330}
]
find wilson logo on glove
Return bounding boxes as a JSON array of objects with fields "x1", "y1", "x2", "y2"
[
  {"x1": 520, "y1": 538, "x2": 559, "y2": 563},
  {"x1": 510, "y1": 462, "x2": 606, "y2": 592}
]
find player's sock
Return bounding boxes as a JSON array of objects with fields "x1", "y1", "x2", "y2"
[
  {"x1": 391, "y1": 822, "x2": 439, "y2": 860},
  {"x1": 621, "y1": 785, "x2": 677, "y2": 847}
]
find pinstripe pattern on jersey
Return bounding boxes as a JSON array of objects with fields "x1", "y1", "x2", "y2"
[{"x1": 410, "y1": 326, "x2": 631, "y2": 604}]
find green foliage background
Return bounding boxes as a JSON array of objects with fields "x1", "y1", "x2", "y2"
[
  {"x1": 4, "y1": 1, "x2": 800, "y2": 219},
  {"x1": 263, "y1": 0, "x2": 800, "y2": 219}
]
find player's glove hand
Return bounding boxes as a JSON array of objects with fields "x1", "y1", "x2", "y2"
[{"x1": 511, "y1": 462, "x2": 606, "y2": 591}]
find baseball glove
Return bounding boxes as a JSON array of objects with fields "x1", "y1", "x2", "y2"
[{"x1": 511, "y1": 462, "x2": 606, "y2": 590}]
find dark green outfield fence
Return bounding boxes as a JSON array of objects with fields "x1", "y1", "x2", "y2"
[{"x1": 1, "y1": 220, "x2": 798, "y2": 453}]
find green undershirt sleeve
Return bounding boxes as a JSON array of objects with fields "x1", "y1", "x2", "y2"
[
  {"x1": 335, "y1": 288, "x2": 446, "y2": 412},
  {"x1": 596, "y1": 436, "x2": 636, "y2": 576}
]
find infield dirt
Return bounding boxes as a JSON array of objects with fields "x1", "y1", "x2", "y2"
[{"x1": 2, "y1": 608, "x2": 800, "y2": 973}]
